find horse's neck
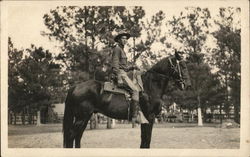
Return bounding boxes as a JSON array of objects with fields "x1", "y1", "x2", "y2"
[{"x1": 142, "y1": 72, "x2": 168, "y2": 99}]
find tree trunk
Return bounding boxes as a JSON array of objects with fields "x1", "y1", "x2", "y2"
[
  {"x1": 191, "y1": 110, "x2": 194, "y2": 122},
  {"x1": 28, "y1": 107, "x2": 32, "y2": 124},
  {"x1": 8, "y1": 111, "x2": 11, "y2": 124},
  {"x1": 188, "y1": 110, "x2": 191, "y2": 123},
  {"x1": 197, "y1": 107, "x2": 203, "y2": 126},
  {"x1": 234, "y1": 103, "x2": 240, "y2": 124},
  {"x1": 197, "y1": 95, "x2": 203, "y2": 126},
  {"x1": 107, "y1": 117, "x2": 111, "y2": 129},
  {"x1": 133, "y1": 37, "x2": 136, "y2": 63},
  {"x1": 28, "y1": 114, "x2": 32, "y2": 124},
  {"x1": 220, "y1": 103, "x2": 223, "y2": 124},
  {"x1": 107, "y1": 117, "x2": 115, "y2": 129},
  {"x1": 90, "y1": 115, "x2": 95, "y2": 129},
  {"x1": 21, "y1": 111, "x2": 25, "y2": 125},
  {"x1": 180, "y1": 107, "x2": 183, "y2": 122},
  {"x1": 225, "y1": 76, "x2": 230, "y2": 119},
  {"x1": 14, "y1": 113, "x2": 16, "y2": 125},
  {"x1": 94, "y1": 114, "x2": 99, "y2": 129},
  {"x1": 91, "y1": 35, "x2": 95, "y2": 50},
  {"x1": 37, "y1": 110, "x2": 41, "y2": 126},
  {"x1": 32, "y1": 114, "x2": 35, "y2": 124},
  {"x1": 111, "y1": 119, "x2": 115, "y2": 128}
]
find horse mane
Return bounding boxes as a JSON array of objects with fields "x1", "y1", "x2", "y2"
[
  {"x1": 149, "y1": 55, "x2": 175, "y2": 75},
  {"x1": 142, "y1": 56, "x2": 175, "y2": 94}
]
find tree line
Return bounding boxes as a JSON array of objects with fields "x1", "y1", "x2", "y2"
[{"x1": 8, "y1": 6, "x2": 240, "y2": 125}]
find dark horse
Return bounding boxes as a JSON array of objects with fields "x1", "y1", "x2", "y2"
[{"x1": 63, "y1": 54, "x2": 191, "y2": 148}]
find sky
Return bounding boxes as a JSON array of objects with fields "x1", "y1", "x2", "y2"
[
  {"x1": 8, "y1": 5, "x2": 62, "y2": 53},
  {"x1": 8, "y1": 5, "x2": 175, "y2": 54}
]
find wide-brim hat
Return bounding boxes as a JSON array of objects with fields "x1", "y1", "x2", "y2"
[{"x1": 114, "y1": 30, "x2": 131, "y2": 42}]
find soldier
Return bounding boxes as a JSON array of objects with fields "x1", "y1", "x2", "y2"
[{"x1": 111, "y1": 30, "x2": 142, "y2": 124}]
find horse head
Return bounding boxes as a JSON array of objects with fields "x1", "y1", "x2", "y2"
[
  {"x1": 149, "y1": 52, "x2": 191, "y2": 91},
  {"x1": 172, "y1": 51, "x2": 192, "y2": 90}
]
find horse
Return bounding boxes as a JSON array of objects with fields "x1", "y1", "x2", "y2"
[{"x1": 63, "y1": 54, "x2": 191, "y2": 148}]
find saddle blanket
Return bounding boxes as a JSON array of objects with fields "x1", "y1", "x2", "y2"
[{"x1": 103, "y1": 82, "x2": 131, "y2": 99}]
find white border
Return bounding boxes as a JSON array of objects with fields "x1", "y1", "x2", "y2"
[{"x1": 1, "y1": 0, "x2": 249, "y2": 157}]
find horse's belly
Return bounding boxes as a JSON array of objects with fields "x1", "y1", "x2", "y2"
[{"x1": 99, "y1": 93, "x2": 130, "y2": 120}]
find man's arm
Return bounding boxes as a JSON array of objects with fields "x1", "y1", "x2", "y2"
[{"x1": 112, "y1": 47, "x2": 120, "y2": 75}]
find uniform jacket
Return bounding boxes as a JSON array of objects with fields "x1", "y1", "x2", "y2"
[{"x1": 111, "y1": 44, "x2": 129, "y2": 74}]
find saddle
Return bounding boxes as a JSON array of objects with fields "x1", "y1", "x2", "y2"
[
  {"x1": 103, "y1": 81, "x2": 131, "y2": 100},
  {"x1": 102, "y1": 71, "x2": 143, "y2": 98}
]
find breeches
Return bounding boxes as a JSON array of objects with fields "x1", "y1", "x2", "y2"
[{"x1": 118, "y1": 70, "x2": 139, "y2": 101}]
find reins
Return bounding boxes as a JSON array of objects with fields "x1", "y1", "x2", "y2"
[{"x1": 147, "y1": 70, "x2": 170, "y2": 79}]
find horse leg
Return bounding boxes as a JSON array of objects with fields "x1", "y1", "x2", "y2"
[
  {"x1": 140, "y1": 114, "x2": 155, "y2": 148},
  {"x1": 65, "y1": 117, "x2": 88, "y2": 148},
  {"x1": 64, "y1": 127, "x2": 74, "y2": 148},
  {"x1": 140, "y1": 123, "x2": 148, "y2": 148},
  {"x1": 65, "y1": 133, "x2": 74, "y2": 148},
  {"x1": 140, "y1": 123, "x2": 153, "y2": 148},
  {"x1": 74, "y1": 114, "x2": 92, "y2": 148},
  {"x1": 146, "y1": 122, "x2": 154, "y2": 148}
]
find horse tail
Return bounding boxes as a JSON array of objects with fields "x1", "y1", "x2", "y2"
[{"x1": 63, "y1": 87, "x2": 75, "y2": 148}]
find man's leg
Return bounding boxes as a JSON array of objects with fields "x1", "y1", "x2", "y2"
[
  {"x1": 135, "y1": 70, "x2": 144, "y2": 91},
  {"x1": 130, "y1": 90, "x2": 140, "y2": 124},
  {"x1": 120, "y1": 71, "x2": 141, "y2": 124}
]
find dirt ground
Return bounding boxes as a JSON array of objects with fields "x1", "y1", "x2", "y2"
[{"x1": 8, "y1": 123, "x2": 240, "y2": 148}]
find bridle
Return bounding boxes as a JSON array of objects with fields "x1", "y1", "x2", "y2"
[
  {"x1": 146, "y1": 57, "x2": 185, "y2": 97},
  {"x1": 148, "y1": 57, "x2": 184, "y2": 82},
  {"x1": 168, "y1": 58, "x2": 185, "y2": 86}
]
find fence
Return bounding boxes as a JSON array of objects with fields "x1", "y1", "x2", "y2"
[{"x1": 8, "y1": 114, "x2": 37, "y2": 125}]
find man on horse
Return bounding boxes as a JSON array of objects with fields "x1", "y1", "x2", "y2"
[{"x1": 111, "y1": 30, "x2": 143, "y2": 124}]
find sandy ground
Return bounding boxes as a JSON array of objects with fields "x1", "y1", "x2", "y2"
[{"x1": 8, "y1": 123, "x2": 240, "y2": 148}]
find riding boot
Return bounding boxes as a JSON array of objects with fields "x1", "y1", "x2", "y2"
[{"x1": 131, "y1": 100, "x2": 141, "y2": 124}]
